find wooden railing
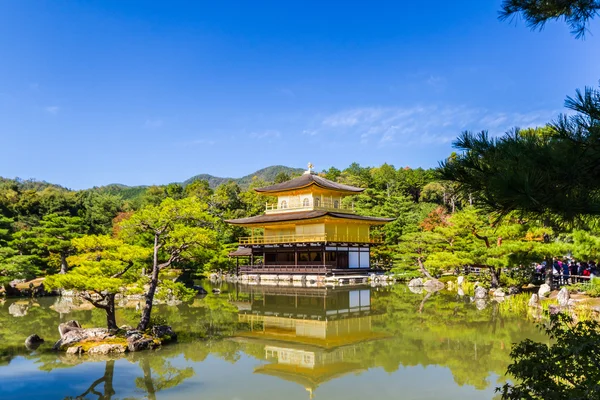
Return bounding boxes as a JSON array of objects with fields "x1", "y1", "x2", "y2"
[
  {"x1": 238, "y1": 233, "x2": 383, "y2": 245},
  {"x1": 265, "y1": 199, "x2": 355, "y2": 214},
  {"x1": 239, "y1": 264, "x2": 331, "y2": 274},
  {"x1": 533, "y1": 273, "x2": 592, "y2": 288}
]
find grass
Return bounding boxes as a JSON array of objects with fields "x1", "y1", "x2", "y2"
[
  {"x1": 498, "y1": 293, "x2": 531, "y2": 315},
  {"x1": 461, "y1": 280, "x2": 476, "y2": 296}
]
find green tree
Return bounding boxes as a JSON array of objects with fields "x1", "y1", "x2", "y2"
[
  {"x1": 396, "y1": 208, "x2": 566, "y2": 287},
  {"x1": 119, "y1": 197, "x2": 218, "y2": 331},
  {"x1": 498, "y1": 313, "x2": 600, "y2": 399},
  {"x1": 273, "y1": 171, "x2": 290, "y2": 184},
  {"x1": 184, "y1": 179, "x2": 213, "y2": 200},
  {"x1": 77, "y1": 191, "x2": 123, "y2": 235},
  {"x1": 165, "y1": 183, "x2": 184, "y2": 200},
  {"x1": 322, "y1": 166, "x2": 342, "y2": 181},
  {"x1": 15, "y1": 213, "x2": 87, "y2": 274},
  {"x1": 45, "y1": 235, "x2": 151, "y2": 329},
  {"x1": 440, "y1": 88, "x2": 600, "y2": 223},
  {"x1": 142, "y1": 185, "x2": 168, "y2": 207},
  {"x1": 500, "y1": 0, "x2": 599, "y2": 38},
  {"x1": 0, "y1": 216, "x2": 41, "y2": 290}
]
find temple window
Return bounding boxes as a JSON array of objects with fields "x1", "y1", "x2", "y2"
[
  {"x1": 281, "y1": 200, "x2": 287, "y2": 209},
  {"x1": 333, "y1": 200, "x2": 339, "y2": 209},
  {"x1": 302, "y1": 198, "x2": 310, "y2": 207},
  {"x1": 314, "y1": 197, "x2": 321, "y2": 207}
]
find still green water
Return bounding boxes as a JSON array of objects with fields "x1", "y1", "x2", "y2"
[{"x1": 0, "y1": 284, "x2": 546, "y2": 400}]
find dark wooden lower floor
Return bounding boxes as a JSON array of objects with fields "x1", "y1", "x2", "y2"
[{"x1": 238, "y1": 264, "x2": 372, "y2": 275}]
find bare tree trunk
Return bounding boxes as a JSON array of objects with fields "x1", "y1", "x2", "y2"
[
  {"x1": 137, "y1": 234, "x2": 160, "y2": 331},
  {"x1": 60, "y1": 253, "x2": 69, "y2": 274},
  {"x1": 489, "y1": 267, "x2": 501, "y2": 289},
  {"x1": 105, "y1": 293, "x2": 117, "y2": 330},
  {"x1": 418, "y1": 257, "x2": 435, "y2": 280}
]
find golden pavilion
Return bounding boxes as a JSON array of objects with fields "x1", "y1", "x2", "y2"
[{"x1": 226, "y1": 163, "x2": 393, "y2": 275}]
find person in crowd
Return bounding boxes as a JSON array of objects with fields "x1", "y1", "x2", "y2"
[
  {"x1": 562, "y1": 258, "x2": 570, "y2": 276},
  {"x1": 578, "y1": 262, "x2": 587, "y2": 276},
  {"x1": 553, "y1": 259, "x2": 561, "y2": 275},
  {"x1": 570, "y1": 261, "x2": 578, "y2": 277},
  {"x1": 590, "y1": 261, "x2": 598, "y2": 278}
]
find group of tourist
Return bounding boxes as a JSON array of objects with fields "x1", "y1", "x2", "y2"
[{"x1": 535, "y1": 258, "x2": 598, "y2": 279}]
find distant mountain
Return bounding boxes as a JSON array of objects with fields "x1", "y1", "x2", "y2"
[
  {"x1": 1, "y1": 166, "x2": 307, "y2": 203},
  {"x1": 0, "y1": 177, "x2": 69, "y2": 192},
  {"x1": 183, "y1": 165, "x2": 305, "y2": 189}
]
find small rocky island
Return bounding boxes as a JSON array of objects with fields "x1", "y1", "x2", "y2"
[{"x1": 49, "y1": 321, "x2": 177, "y2": 355}]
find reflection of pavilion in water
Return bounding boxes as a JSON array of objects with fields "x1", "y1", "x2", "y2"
[{"x1": 235, "y1": 285, "x2": 387, "y2": 399}]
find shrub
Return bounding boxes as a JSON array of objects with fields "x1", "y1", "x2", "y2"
[{"x1": 498, "y1": 313, "x2": 600, "y2": 399}]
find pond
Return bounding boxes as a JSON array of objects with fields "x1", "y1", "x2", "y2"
[{"x1": 0, "y1": 283, "x2": 547, "y2": 400}]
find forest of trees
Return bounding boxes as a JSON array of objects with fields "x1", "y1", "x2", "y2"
[{"x1": 4, "y1": 155, "x2": 600, "y2": 295}]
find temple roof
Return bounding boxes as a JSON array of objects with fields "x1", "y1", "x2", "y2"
[
  {"x1": 255, "y1": 173, "x2": 364, "y2": 194},
  {"x1": 225, "y1": 210, "x2": 394, "y2": 225},
  {"x1": 228, "y1": 247, "x2": 253, "y2": 256}
]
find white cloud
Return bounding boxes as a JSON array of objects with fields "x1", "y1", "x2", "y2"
[
  {"x1": 314, "y1": 105, "x2": 557, "y2": 147},
  {"x1": 302, "y1": 129, "x2": 317, "y2": 136},
  {"x1": 45, "y1": 105, "x2": 59, "y2": 115},
  {"x1": 144, "y1": 119, "x2": 163, "y2": 129}
]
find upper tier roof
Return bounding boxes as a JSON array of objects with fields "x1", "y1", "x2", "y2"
[
  {"x1": 255, "y1": 173, "x2": 364, "y2": 194},
  {"x1": 225, "y1": 210, "x2": 394, "y2": 225}
]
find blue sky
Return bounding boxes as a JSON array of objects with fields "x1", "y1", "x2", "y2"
[{"x1": 0, "y1": 1, "x2": 598, "y2": 189}]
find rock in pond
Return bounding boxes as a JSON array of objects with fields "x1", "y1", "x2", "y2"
[
  {"x1": 528, "y1": 294, "x2": 539, "y2": 307},
  {"x1": 423, "y1": 279, "x2": 445, "y2": 291},
  {"x1": 508, "y1": 286, "x2": 520, "y2": 295},
  {"x1": 193, "y1": 285, "x2": 208, "y2": 295},
  {"x1": 25, "y1": 334, "x2": 44, "y2": 350},
  {"x1": 87, "y1": 344, "x2": 127, "y2": 355},
  {"x1": 151, "y1": 325, "x2": 177, "y2": 343},
  {"x1": 128, "y1": 336, "x2": 159, "y2": 352},
  {"x1": 538, "y1": 283, "x2": 551, "y2": 298},
  {"x1": 474, "y1": 286, "x2": 487, "y2": 299},
  {"x1": 66, "y1": 346, "x2": 83, "y2": 355},
  {"x1": 457, "y1": 276, "x2": 464, "y2": 286},
  {"x1": 408, "y1": 278, "x2": 423, "y2": 287},
  {"x1": 492, "y1": 288, "x2": 506, "y2": 297},
  {"x1": 557, "y1": 287, "x2": 570, "y2": 307},
  {"x1": 53, "y1": 324, "x2": 111, "y2": 351}
]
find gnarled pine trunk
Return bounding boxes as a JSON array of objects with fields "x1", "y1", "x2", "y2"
[
  {"x1": 60, "y1": 253, "x2": 69, "y2": 274},
  {"x1": 105, "y1": 293, "x2": 117, "y2": 330},
  {"x1": 489, "y1": 267, "x2": 501, "y2": 289},
  {"x1": 137, "y1": 234, "x2": 160, "y2": 331}
]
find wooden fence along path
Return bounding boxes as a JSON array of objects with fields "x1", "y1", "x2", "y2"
[{"x1": 462, "y1": 266, "x2": 592, "y2": 289}]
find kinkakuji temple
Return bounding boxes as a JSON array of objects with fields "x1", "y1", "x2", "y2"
[{"x1": 226, "y1": 164, "x2": 393, "y2": 276}]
